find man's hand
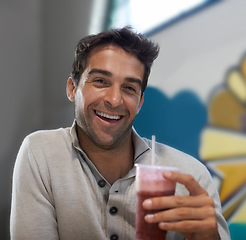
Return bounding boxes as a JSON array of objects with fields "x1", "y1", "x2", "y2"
[{"x1": 142, "y1": 171, "x2": 221, "y2": 240}]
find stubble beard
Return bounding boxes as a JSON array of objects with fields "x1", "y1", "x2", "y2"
[{"x1": 75, "y1": 108, "x2": 135, "y2": 151}]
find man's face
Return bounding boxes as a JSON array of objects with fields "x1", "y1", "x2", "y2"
[{"x1": 68, "y1": 45, "x2": 144, "y2": 149}]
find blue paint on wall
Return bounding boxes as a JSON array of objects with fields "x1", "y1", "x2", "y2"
[
  {"x1": 134, "y1": 86, "x2": 207, "y2": 159},
  {"x1": 229, "y1": 223, "x2": 246, "y2": 239}
]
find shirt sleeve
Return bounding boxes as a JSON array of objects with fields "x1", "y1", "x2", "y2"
[
  {"x1": 198, "y1": 164, "x2": 231, "y2": 240},
  {"x1": 10, "y1": 136, "x2": 59, "y2": 240},
  {"x1": 172, "y1": 154, "x2": 231, "y2": 240}
]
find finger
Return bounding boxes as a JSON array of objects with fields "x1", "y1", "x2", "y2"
[
  {"x1": 144, "y1": 205, "x2": 216, "y2": 223},
  {"x1": 143, "y1": 195, "x2": 214, "y2": 210},
  {"x1": 162, "y1": 171, "x2": 208, "y2": 196},
  {"x1": 158, "y1": 217, "x2": 218, "y2": 235}
]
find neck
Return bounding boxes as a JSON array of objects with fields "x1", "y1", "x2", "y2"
[{"x1": 77, "y1": 128, "x2": 135, "y2": 185}]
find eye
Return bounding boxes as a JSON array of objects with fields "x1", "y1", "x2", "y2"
[
  {"x1": 123, "y1": 83, "x2": 141, "y2": 95},
  {"x1": 125, "y1": 85, "x2": 136, "y2": 92},
  {"x1": 94, "y1": 78, "x2": 105, "y2": 83},
  {"x1": 92, "y1": 78, "x2": 108, "y2": 87}
]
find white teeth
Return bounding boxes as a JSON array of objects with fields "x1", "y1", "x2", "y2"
[{"x1": 96, "y1": 111, "x2": 121, "y2": 120}]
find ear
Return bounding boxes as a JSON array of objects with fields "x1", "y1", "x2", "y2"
[
  {"x1": 137, "y1": 93, "x2": 144, "y2": 114},
  {"x1": 66, "y1": 77, "x2": 76, "y2": 102}
]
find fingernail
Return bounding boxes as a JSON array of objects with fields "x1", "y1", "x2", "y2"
[
  {"x1": 159, "y1": 222, "x2": 166, "y2": 229},
  {"x1": 145, "y1": 214, "x2": 154, "y2": 222},
  {"x1": 143, "y1": 199, "x2": 152, "y2": 208},
  {"x1": 164, "y1": 170, "x2": 172, "y2": 177}
]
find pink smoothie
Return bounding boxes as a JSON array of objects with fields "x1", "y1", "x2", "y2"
[{"x1": 135, "y1": 164, "x2": 178, "y2": 240}]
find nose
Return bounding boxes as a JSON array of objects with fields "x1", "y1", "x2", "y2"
[{"x1": 104, "y1": 85, "x2": 123, "y2": 108}]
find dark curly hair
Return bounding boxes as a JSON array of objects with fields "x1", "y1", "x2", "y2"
[{"x1": 71, "y1": 26, "x2": 159, "y2": 94}]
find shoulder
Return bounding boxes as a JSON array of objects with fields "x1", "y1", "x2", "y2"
[
  {"x1": 146, "y1": 139, "x2": 208, "y2": 175},
  {"x1": 15, "y1": 127, "x2": 74, "y2": 171},
  {"x1": 152, "y1": 141, "x2": 216, "y2": 195},
  {"x1": 23, "y1": 127, "x2": 71, "y2": 148},
  {"x1": 17, "y1": 127, "x2": 73, "y2": 163}
]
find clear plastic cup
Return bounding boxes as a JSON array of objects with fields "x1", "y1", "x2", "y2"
[{"x1": 135, "y1": 164, "x2": 178, "y2": 240}]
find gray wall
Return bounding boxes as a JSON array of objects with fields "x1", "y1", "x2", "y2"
[{"x1": 0, "y1": 1, "x2": 94, "y2": 239}]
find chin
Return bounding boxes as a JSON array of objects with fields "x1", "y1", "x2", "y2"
[{"x1": 92, "y1": 136, "x2": 121, "y2": 149}]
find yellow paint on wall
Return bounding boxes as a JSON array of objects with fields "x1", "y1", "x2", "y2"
[
  {"x1": 223, "y1": 193, "x2": 246, "y2": 220},
  {"x1": 200, "y1": 127, "x2": 246, "y2": 160},
  {"x1": 208, "y1": 89, "x2": 245, "y2": 131},
  {"x1": 227, "y1": 70, "x2": 246, "y2": 103},
  {"x1": 240, "y1": 57, "x2": 246, "y2": 79},
  {"x1": 230, "y1": 199, "x2": 246, "y2": 223},
  {"x1": 213, "y1": 162, "x2": 246, "y2": 202}
]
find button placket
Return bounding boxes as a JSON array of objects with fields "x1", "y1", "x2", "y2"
[
  {"x1": 107, "y1": 182, "x2": 123, "y2": 239},
  {"x1": 110, "y1": 234, "x2": 118, "y2": 240},
  {"x1": 109, "y1": 206, "x2": 118, "y2": 215},
  {"x1": 98, "y1": 179, "x2": 106, "y2": 188}
]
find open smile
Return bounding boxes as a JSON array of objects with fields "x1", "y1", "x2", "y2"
[{"x1": 95, "y1": 110, "x2": 122, "y2": 121}]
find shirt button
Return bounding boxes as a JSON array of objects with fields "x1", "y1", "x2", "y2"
[
  {"x1": 109, "y1": 206, "x2": 118, "y2": 215},
  {"x1": 110, "y1": 234, "x2": 118, "y2": 240},
  {"x1": 98, "y1": 179, "x2": 106, "y2": 188}
]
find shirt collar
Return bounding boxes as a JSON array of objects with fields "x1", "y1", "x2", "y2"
[
  {"x1": 131, "y1": 127, "x2": 151, "y2": 161},
  {"x1": 70, "y1": 120, "x2": 151, "y2": 161},
  {"x1": 70, "y1": 120, "x2": 81, "y2": 152}
]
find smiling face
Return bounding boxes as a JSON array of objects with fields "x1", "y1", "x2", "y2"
[{"x1": 67, "y1": 45, "x2": 145, "y2": 150}]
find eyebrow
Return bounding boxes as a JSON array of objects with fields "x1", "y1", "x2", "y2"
[
  {"x1": 88, "y1": 68, "x2": 112, "y2": 77},
  {"x1": 125, "y1": 77, "x2": 142, "y2": 87},
  {"x1": 88, "y1": 68, "x2": 142, "y2": 87}
]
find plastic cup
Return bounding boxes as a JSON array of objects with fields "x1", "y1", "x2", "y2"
[{"x1": 135, "y1": 164, "x2": 178, "y2": 240}]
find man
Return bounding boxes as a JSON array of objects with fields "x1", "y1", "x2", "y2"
[{"x1": 10, "y1": 27, "x2": 230, "y2": 239}]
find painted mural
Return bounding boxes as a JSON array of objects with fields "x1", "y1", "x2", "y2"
[
  {"x1": 200, "y1": 55, "x2": 246, "y2": 239},
  {"x1": 134, "y1": 55, "x2": 246, "y2": 239}
]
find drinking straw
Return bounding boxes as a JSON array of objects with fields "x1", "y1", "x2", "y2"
[{"x1": 151, "y1": 135, "x2": 156, "y2": 165}]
